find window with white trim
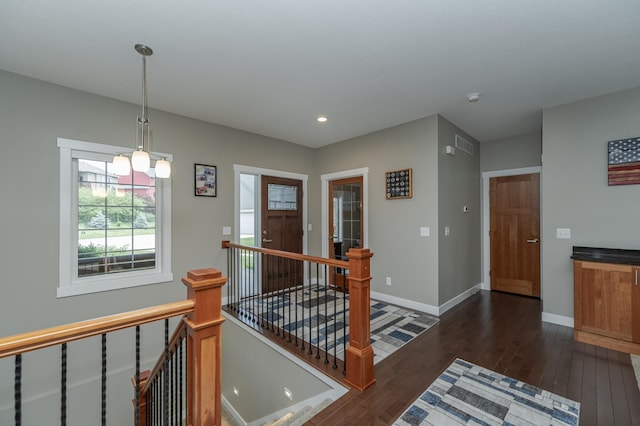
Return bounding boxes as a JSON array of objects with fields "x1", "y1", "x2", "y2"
[{"x1": 58, "y1": 138, "x2": 172, "y2": 297}]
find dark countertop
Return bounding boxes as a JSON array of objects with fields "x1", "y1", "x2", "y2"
[{"x1": 572, "y1": 246, "x2": 640, "y2": 265}]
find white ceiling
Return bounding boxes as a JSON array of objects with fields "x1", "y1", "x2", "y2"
[{"x1": 2, "y1": 0, "x2": 640, "y2": 148}]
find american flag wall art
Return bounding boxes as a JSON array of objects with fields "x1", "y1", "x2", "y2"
[{"x1": 607, "y1": 137, "x2": 640, "y2": 186}]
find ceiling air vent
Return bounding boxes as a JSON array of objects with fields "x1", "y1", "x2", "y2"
[{"x1": 455, "y1": 134, "x2": 474, "y2": 156}]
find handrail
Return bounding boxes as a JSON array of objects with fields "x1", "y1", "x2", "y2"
[
  {"x1": 222, "y1": 240, "x2": 349, "y2": 269},
  {"x1": 0, "y1": 300, "x2": 195, "y2": 359}
]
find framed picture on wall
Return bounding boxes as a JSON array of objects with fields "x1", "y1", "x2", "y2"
[
  {"x1": 608, "y1": 137, "x2": 640, "y2": 186},
  {"x1": 194, "y1": 164, "x2": 217, "y2": 197},
  {"x1": 385, "y1": 168, "x2": 412, "y2": 199}
]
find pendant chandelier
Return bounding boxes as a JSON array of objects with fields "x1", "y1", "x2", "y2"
[{"x1": 113, "y1": 44, "x2": 171, "y2": 178}]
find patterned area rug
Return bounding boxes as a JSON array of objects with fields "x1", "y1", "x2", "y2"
[
  {"x1": 240, "y1": 286, "x2": 439, "y2": 364},
  {"x1": 394, "y1": 359, "x2": 580, "y2": 426}
]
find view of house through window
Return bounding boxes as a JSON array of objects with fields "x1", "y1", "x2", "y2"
[{"x1": 77, "y1": 159, "x2": 156, "y2": 277}]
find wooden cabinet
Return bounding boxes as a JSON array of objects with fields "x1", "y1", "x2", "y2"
[{"x1": 574, "y1": 260, "x2": 640, "y2": 354}]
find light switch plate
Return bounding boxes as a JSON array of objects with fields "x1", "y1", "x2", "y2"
[
  {"x1": 556, "y1": 228, "x2": 571, "y2": 239},
  {"x1": 223, "y1": 226, "x2": 232, "y2": 235},
  {"x1": 444, "y1": 226, "x2": 450, "y2": 236},
  {"x1": 420, "y1": 227, "x2": 430, "y2": 237}
]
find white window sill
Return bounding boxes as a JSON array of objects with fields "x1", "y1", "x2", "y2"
[{"x1": 57, "y1": 271, "x2": 174, "y2": 298}]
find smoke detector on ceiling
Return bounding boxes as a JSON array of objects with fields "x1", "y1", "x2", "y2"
[{"x1": 467, "y1": 92, "x2": 481, "y2": 102}]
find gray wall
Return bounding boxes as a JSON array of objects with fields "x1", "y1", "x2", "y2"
[
  {"x1": 437, "y1": 117, "x2": 481, "y2": 305},
  {"x1": 316, "y1": 115, "x2": 482, "y2": 309},
  {"x1": 541, "y1": 87, "x2": 640, "y2": 319},
  {"x1": 0, "y1": 70, "x2": 316, "y2": 424},
  {"x1": 316, "y1": 116, "x2": 440, "y2": 306},
  {"x1": 222, "y1": 318, "x2": 337, "y2": 423},
  {"x1": 480, "y1": 131, "x2": 542, "y2": 172}
]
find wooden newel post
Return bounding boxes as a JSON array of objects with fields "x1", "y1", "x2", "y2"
[
  {"x1": 345, "y1": 248, "x2": 375, "y2": 391},
  {"x1": 182, "y1": 268, "x2": 227, "y2": 426}
]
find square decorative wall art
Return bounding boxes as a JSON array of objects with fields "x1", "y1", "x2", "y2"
[
  {"x1": 608, "y1": 137, "x2": 640, "y2": 186},
  {"x1": 385, "y1": 168, "x2": 412, "y2": 199},
  {"x1": 194, "y1": 164, "x2": 217, "y2": 197}
]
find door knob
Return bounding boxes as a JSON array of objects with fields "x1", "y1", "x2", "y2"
[
  {"x1": 262, "y1": 238, "x2": 273, "y2": 243},
  {"x1": 526, "y1": 239, "x2": 539, "y2": 243}
]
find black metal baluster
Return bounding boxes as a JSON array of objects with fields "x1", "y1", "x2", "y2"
[
  {"x1": 287, "y1": 258, "x2": 292, "y2": 342},
  {"x1": 172, "y1": 349, "x2": 176, "y2": 425},
  {"x1": 270, "y1": 255, "x2": 275, "y2": 332},
  {"x1": 333, "y1": 279, "x2": 338, "y2": 369},
  {"x1": 227, "y1": 248, "x2": 233, "y2": 310},
  {"x1": 241, "y1": 248, "x2": 246, "y2": 319},
  {"x1": 241, "y1": 248, "x2": 246, "y2": 317},
  {"x1": 135, "y1": 325, "x2": 141, "y2": 426},
  {"x1": 294, "y1": 259, "x2": 299, "y2": 347},
  {"x1": 59, "y1": 343, "x2": 67, "y2": 426},
  {"x1": 307, "y1": 261, "x2": 313, "y2": 355},
  {"x1": 316, "y1": 263, "x2": 321, "y2": 359},
  {"x1": 163, "y1": 319, "x2": 169, "y2": 425},
  {"x1": 179, "y1": 329, "x2": 184, "y2": 426},
  {"x1": 232, "y1": 247, "x2": 237, "y2": 313},
  {"x1": 101, "y1": 333, "x2": 107, "y2": 426},
  {"x1": 324, "y1": 264, "x2": 330, "y2": 364},
  {"x1": 260, "y1": 253, "x2": 265, "y2": 328},
  {"x1": 253, "y1": 250, "x2": 258, "y2": 325},
  {"x1": 300, "y1": 260, "x2": 306, "y2": 352},
  {"x1": 343, "y1": 286, "x2": 347, "y2": 375},
  {"x1": 278, "y1": 256, "x2": 283, "y2": 338},
  {"x1": 14, "y1": 354, "x2": 21, "y2": 426},
  {"x1": 144, "y1": 388, "x2": 149, "y2": 426}
]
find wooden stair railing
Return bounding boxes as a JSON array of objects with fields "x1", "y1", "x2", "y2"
[
  {"x1": 222, "y1": 240, "x2": 375, "y2": 391},
  {"x1": 0, "y1": 267, "x2": 227, "y2": 426}
]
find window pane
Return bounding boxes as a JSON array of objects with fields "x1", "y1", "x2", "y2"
[
  {"x1": 76, "y1": 158, "x2": 157, "y2": 278},
  {"x1": 268, "y1": 184, "x2": 297, "y2": 210}
]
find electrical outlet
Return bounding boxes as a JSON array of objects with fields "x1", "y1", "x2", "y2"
[
  {"x1": 386, "y1": 277, "x2": 392, "y2": 286},
  {"x1": 444, "y1": 226, "x2": 450, "y2": 236}
]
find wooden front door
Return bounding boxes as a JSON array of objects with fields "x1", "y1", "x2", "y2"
[
  {"x1": 261, "y1": 175, "x2": 303, "y2": 293},
  {"x1": 490, "y1": 173, "x2": 540, "y2": 297},
  {"x1": 328, "y1": 176, "x2": 363, "y2": 290}
]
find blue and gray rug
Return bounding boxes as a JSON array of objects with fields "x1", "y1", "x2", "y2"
[
  {"x1": 239, "y1": 286, "x2": 439, "y2": 364},
  {"x1": 394, "y1": 358, "x2": 580, "y2": 426}
]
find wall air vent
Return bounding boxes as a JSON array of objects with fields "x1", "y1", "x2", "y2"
[{"x1": 455, "y1": 134, "x2": 474, "y2": 156}]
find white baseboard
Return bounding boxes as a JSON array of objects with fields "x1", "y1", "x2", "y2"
[
  {"x1": 438, "y1": 284, "x2": 482, "y2": 316},
  {"x1": 370, "y1": 291, "x2": 439, "y2": 316},
  {"x1": 372, "y1": 284, "x2": 481, "y2": 317},
  {"x1": 542, "y1": 312, "x2": 574, "y2": 328}
]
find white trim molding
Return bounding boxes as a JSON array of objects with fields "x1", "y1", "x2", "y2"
[
  {"x1": 438, "y1": 284, "x2": 482, "y2": 316},
  {"x1": 233, "y1": 164, "x2": 308, "y2": 254},
  {"x1": 370, "y1": 291, "x2": 439, "y2": 317},
  {"x1": 481, "y1": 166, "x2": 542, "y2": 293},
  {"x1": 320, "y1": 168, "x2": 369, "y2": 259},
  {"x1": 57, "y1": 138, "x2": 173, "y2": 298},
  {"x1": 542, "y1": 312, "x2": 574, "y2": 328},
  {"x1": 372, "y1": 284, "x2": 481, "y2": 317}
]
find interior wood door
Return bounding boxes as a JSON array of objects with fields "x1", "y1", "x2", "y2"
[
  {"x1": 261, "y1": 175, "x2": 303, "y2": 294},
  {"x1": 490, "y1": 173, "x2": 540, "y2": 297},
  {"x1": 328, "y1": 176, "x2": 363, "y2": 290}
]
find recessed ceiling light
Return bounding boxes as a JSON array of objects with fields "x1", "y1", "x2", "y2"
[
  {"x1": 316, "y1": 115, "x2": 328, "y2": 123},
  {"x1": 467, "y1": 92, "x2": 481, "y2": 102}
]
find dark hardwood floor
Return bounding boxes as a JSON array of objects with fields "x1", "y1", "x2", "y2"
[{"x1": 306, "y1": 290, "x2": 640, "y2": 426}]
